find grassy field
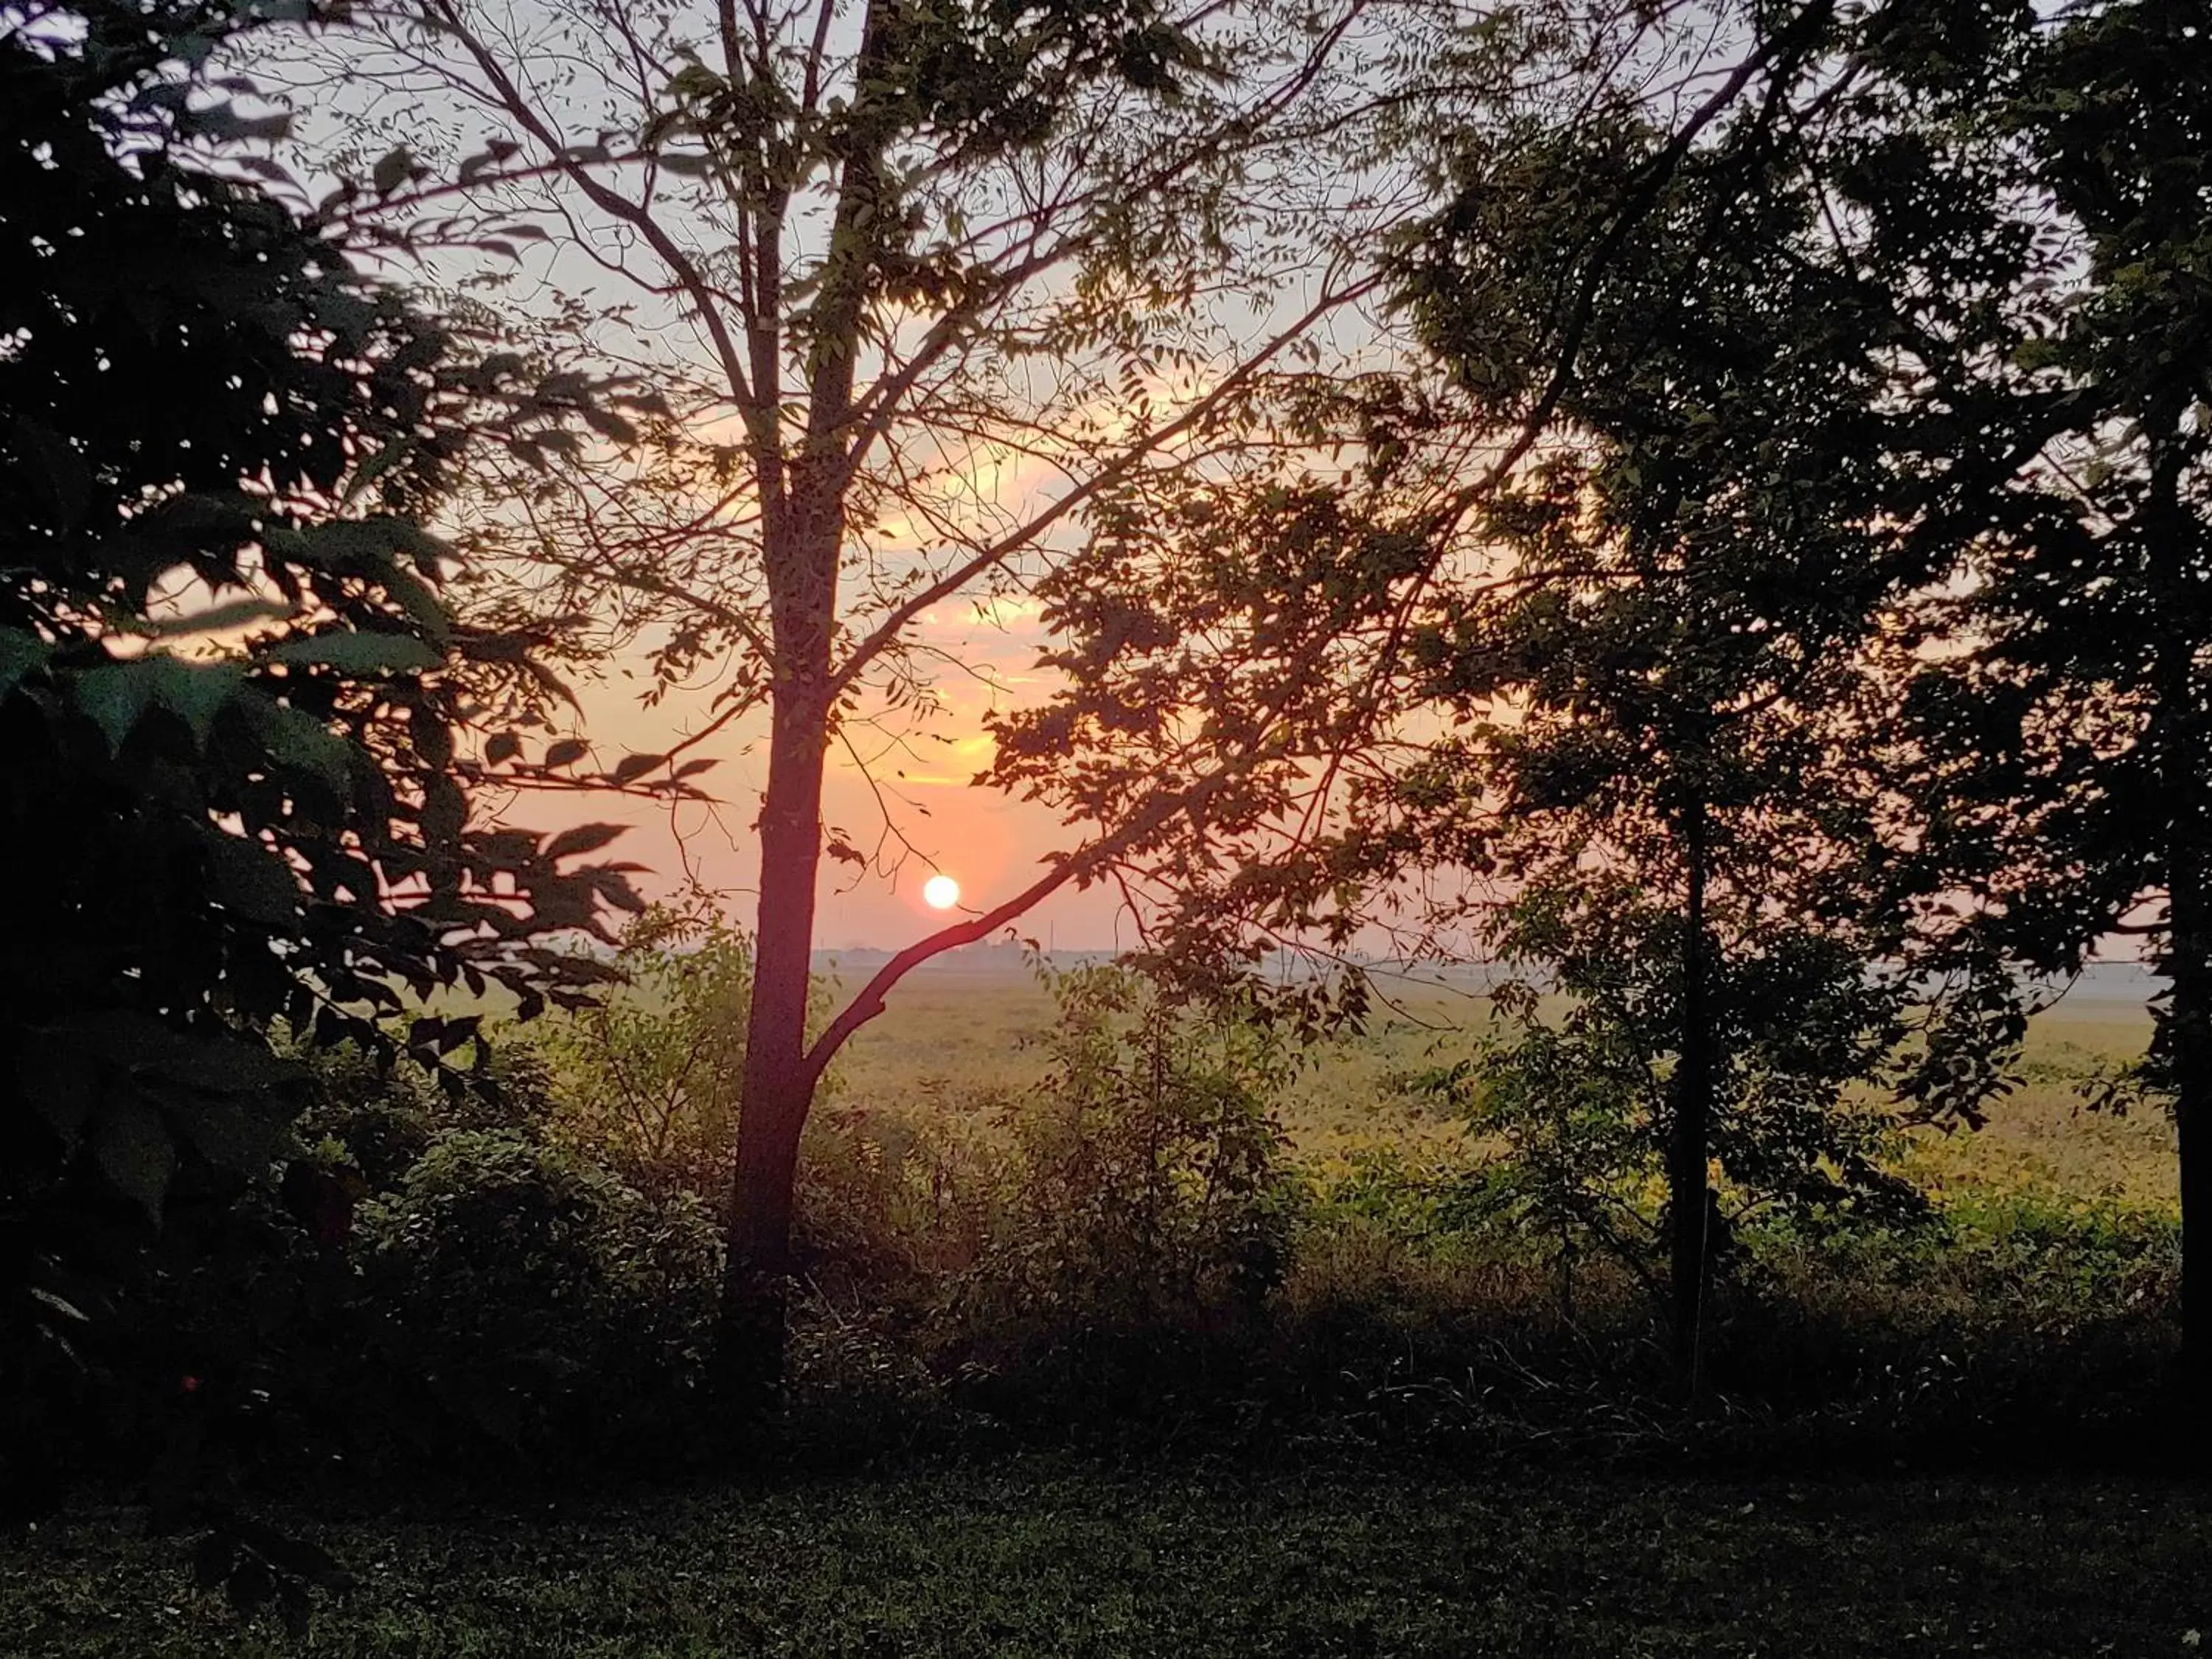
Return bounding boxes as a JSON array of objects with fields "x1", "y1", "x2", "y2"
[
  {"x1": 10, "y1": 1460, "x2": 2211, "y2": 1658},
  {"x1": 832, "y1": 964, "x2": 2179, "y2": 1204}
]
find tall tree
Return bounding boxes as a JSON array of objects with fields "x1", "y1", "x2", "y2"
[
  {"x1": 1382, "y1": 17, "x2": 2038, "y2": 1376},
  {"x1": 1892, "y1": 0, "x2": 2212, "y2": 1411},
  {"x1": 278, "y1": 0, "x2": 1435, "y2": 1391},
  {"x1": 1, "y1": 0, "x2": 644, "y2": 1512},
  {"x1": 994, "y1": 0, "x2": 2056, "y2": 1385}
]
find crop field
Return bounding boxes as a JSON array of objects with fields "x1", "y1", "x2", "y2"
[{"x1": 831, "y1": 961, "x2": 2177, "y2": 1206}]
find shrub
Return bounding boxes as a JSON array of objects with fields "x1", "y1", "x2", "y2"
[
  {"x1": 352, "y1": 1131, "x2": 721, "y2": 1464},
  {"x1": 953, "y1": 966, "x2": 1301, "y2": 1346},
  {"x1": 538, "y1": 908, "x2": 755, "y2": 1196}
]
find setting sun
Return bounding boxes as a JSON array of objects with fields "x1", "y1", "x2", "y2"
[{"x1": 922, "y1": 873, "x2": 961, "y2": 911}]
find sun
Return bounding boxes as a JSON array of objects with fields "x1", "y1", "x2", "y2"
[{"x1": 922, "y1": 873, "x2": 961, "y2": 911}]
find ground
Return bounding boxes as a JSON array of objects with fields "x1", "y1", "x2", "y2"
[
  {"x1": 10, "y1": 970, "x2": 2185, "y2": 1655},
  {"x1": 8, "y1": 1461, "x2": 2208, "y2": 1657}
]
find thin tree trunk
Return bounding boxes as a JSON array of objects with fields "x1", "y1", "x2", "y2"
[
  {"x1": 1668, "y1": 791, "x2": 1714, "y2": 1397},
  {"x1": 2149, "y1": 422, "x2": 2208, "y2": 1430},
  {"x1": 708, "y1": 0, "x2": 883, "y2": 1398},
  {"x1": 2169, "y1": 827, "x2": 2208, "y2": 1421}
]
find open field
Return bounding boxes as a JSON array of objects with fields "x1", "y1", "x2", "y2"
[
  {"x1": 831, "y1": 962, "x2": 2179, "y2": 1205},
  {"x1": 9, "y1": 1461, "x2": 2209, "y2": 1658}
]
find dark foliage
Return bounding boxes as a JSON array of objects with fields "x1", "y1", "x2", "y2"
[{"x1": 0, "y1": 0, "x2": 646, "y2": 1530}]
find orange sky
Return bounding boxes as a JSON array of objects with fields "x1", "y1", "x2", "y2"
[{"x1": 514, "y1": 588, "x2": 1137, "y2": 951}]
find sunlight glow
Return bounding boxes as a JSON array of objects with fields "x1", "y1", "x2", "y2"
[{"x1": 922, "y1": 874, "x2": 961, "y2": 911}]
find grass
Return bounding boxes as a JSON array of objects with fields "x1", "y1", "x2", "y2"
[{"x1": 9, "y1": 1459, "x2": 2209, "y2": 1658}]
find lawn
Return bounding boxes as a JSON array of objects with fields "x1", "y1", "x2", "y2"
[{"x1": 8, "y1": 1460, "x2": 2208, "y2": 1657}]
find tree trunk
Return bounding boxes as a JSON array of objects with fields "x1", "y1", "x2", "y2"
[
  {"x1": 1668, "y1": 792, "x2": 1714, "y2": 1397},
  {"x1": 712, "y1": 677, "x2": 830, "y2": 1411},
  {"x1": 2149, "y1": 423, "x2": 2208, "y2": 1430},
  {"x1": 713, "y1": 461, "x2": 844, "y2": 1410},
  {"x1": 2169, "y1": 827, "x2": 2209, "y2": 1422}
]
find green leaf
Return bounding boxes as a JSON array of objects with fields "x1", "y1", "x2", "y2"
[
  {"x1": 92, "y1": 1094, "x2": 177, "y2": 1221},
  {"x1": 147, "y1": 658, "x2": 245, "y2": 749},
  {"x1": 207, "y1": 832, "x2": 303, "y2": 923},
  {"x1": 248, "y1": 698, "x2": 358, "y2": 794},
  {"x1": 0, "y1": 628, "x2": 51, "y2": 700},
  {"x1": 340, "y1": 437, "x2": 415, "y2": 506},
  {"x1": 72, "y1": 661, "x2": 156, "y2": 751},
  {"x1": 271, "y1": 632, "x2": 444, "y2": 674}
]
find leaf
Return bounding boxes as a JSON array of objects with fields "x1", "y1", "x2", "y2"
[
  {"x1": 543, "y1": 738, "x2": 590, "y2": 768},
  {"x1": 92, "y1": 1094, "x2": 177, "y2": 1222},
  {"x1": 485, "y1": 731, "x2": 521, "y2": 765},
  {"x1": 673, "y1": 757, "x2": 718, "y2": 779},
  {"x1": 248, "y1": 700, "x2": 356, "y2": 794},
  {"x1": 580, "y1": 406, "x2": 639, "y2": 445},
  {"x1": 0, "y1": 627, "x2": 51, "y2": 700},
  {"x1": 207, "y1": 833, "x2": 303, "y2": 924},
  {"x1": 147, "y1": 658, "x2": 245, "y2": 749},
  {"x1": 420, "y1": 775, "x2": 467, "y2": 845},
  {"x1": 340, "y1": 437, "x2": 414, "y2": 506},
  {"x1": 271, "y1": 631, "x2": 443, "y2": 674},
  {"x1": 29, "y1": 1287, "x2": 89, "y2": 1326},
  {"x1": 544, "y1": 822, "x2": 625, "y2": 860},
  {"x1": 72, "y1": 661, "x2": 156, "y2": 751},
  {"x1": 608, "y1": 751, "x2": 662, "y2": 784},
  {"x1": 369, "y1": 145, "x2": 415, "y2": 196}
]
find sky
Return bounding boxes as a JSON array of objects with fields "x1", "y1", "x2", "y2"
[{"x1": 517, "y1": 575, "x2": 1143, "y2": 952}]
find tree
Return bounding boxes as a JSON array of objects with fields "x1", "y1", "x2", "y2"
[
  {"x1": 992, "y1": 0, "x2": 2063, "y2": 1388},
  {"x1": 1382, "y1": 44, "x2": 1988, "y2": 1378},
  {"x1": 277, "y1": 0, "x2": 1428, "y2": 1394},
  {"x1": 1890, "y1": 0, "x2": 2212, "y2": 1411},
  {"x1": 0, "y1": 0, "x2": 645, "y2": 1517}
]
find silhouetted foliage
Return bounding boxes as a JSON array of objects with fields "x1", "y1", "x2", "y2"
[
  {"x1": 1881, "y1": 0, "x2": 2212, "y2": 1406},
  {"x1": 0, "y1": 0, "x2": 646, "y2": 1534}
]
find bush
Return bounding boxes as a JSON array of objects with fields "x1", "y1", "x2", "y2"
[
  {"x1": 352, "y1": 1131, "x2": 721, "y2": 1465},
  {"x1": 538, "y1": 908, "x2": 757, "y2": 1197},
  {"x1": 950, "y1": 967, "x2": 1301, "y2": 1356}
]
